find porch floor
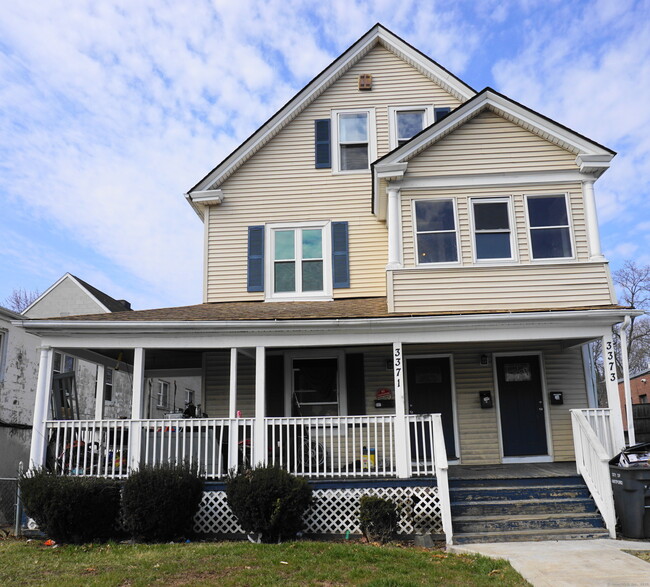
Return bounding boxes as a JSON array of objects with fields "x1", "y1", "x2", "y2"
[{"x1": 448, "y1": 462, "x2": 577, "y2": 480}]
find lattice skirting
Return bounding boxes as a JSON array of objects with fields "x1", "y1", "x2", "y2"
[{"x1": 194, "y1": 482, "x2": 443, "y2": 537}]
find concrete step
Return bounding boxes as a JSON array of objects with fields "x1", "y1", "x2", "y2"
[
  {"x1": 450, "y1": 484, "x2": 591, "y2": 502},
  {"x1": 452, "y1": 512, "x2": 605, "y2": 534},
  {"x1": 452, "y1": 527, "x2": 610, "y2": 545},
  {"x1": 451, "y1": 497, "x2": 597, "y2": 517},
  {"x1": 449, "y1": 475, "x2": 582, "y2": 489}
]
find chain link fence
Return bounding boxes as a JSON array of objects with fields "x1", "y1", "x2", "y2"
[{"x1": 0, "y1": 477, "x2": 18, "y2": 530}]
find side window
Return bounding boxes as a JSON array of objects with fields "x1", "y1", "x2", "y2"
[
  {"x1": 0, "y1": 330, "x2": 6, "y2": 383},
  {"x1": 471, "y1": 198, "x2": 515, "y2": 261},
  {"x1": 104, "y1": 368, "x2": 113, "y2": 402},
  {"x1": 53, "y1": 352, "x2": 75, "y2": 374},
  {"x1": 157, "y1": 381, "x2": 169, "y2": 409},
  {"x1": 414, "y1": 199, "x2": 459, "y2": 264},
  {"x1": 331, "y1": 109, "x2": 375, "y2": 172},
  {"x1": 527, "y1": 195, "x2": 573, "y2": 259}
]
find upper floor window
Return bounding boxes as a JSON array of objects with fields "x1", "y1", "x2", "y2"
[
  {"x1": 267, "y1": 222, "x2": 332, "y2": 300},
  {"x1": 332, "y1": 109, "x2": 376, "y2": 172},
  {"x1": 471, "y1": 198, "x2": 515, "y2": 261},
  {"x1": 389, "y1": 106, "x2": 433, "y2": 149},
  {"x1": 526, "y1": 195, "x2": 573, "y2": 259},
  {"x1": 414, "y1": 199, "x2": 459, "y2": 264}
]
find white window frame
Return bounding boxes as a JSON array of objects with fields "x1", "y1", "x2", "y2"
[
  {"x1": 53, "y1": 351, "x2": 75, "y2": 374},
  {"x1": 331, "y1": 108, "x2": 376, "y2": 174},
  {"x1": 525, "y1": 193, "x2": 575, "y2": 261},
  {"x1": 388, "y1": 105, "x2": 434, "y2": 150},
  {"x1": 470, "y1": 197, "x2": 517, "y2": 264},
  {"x1": 157, "y1": 380, "x2": 170, "y2": 409},
  {"x1": 412, "y1": 198, "x2": 461, "y2": 266},
  {"x1": 265, "y1": 220, "x2": 332, "y2": 301},
  {"x1": 185, "y1": 389, "x2": 195, "y2": 405},
  {"x1": 0, "y1": 330, "x2": 7, "y2": 383},
  {"x1": 104, "y1": 367, "x2": 114, "y2": 403}
]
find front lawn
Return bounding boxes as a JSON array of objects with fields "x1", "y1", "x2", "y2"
[{"x1": 0, "y1": 539, "x2": 528, "y2": 586}]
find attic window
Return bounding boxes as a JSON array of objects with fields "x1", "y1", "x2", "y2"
[{"x1": 358, "y1": 74, "x2": 372, "y2": 91}]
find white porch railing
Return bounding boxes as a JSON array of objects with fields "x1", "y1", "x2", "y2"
[
  {"x1": 570, "y1": 409, "x2": 617, "y2": 538},
  {"x1": 44, "y1": 413, "x2": 447, "y2": 482},
  {"x1": 578, "y1": 408, "x2": 616, "y2": 457}
]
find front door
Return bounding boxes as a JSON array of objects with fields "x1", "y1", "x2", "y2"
[
  {"x1": 496, "y1": 355, "x2": 548, "y2": 457},
  {"x1": 406, "y1": 357, "x2": 456, "y2": 459}
]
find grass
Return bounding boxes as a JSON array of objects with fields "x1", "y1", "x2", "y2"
[
  {"x1": 624, "y1": 550, "x2": 650, "y2": 563},
  {"x1": 0, "y1": 538, "x2": 529, "y2": 586}
]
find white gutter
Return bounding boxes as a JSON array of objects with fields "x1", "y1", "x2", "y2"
[{"x1": 620, "y1": 315, "x2": 635, "y2": 445}]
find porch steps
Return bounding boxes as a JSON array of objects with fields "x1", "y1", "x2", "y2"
[{"x1": 450, "y1": 475, "x2": 608, "y2": 544}]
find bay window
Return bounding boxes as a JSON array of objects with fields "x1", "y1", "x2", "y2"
[
  {"x1": 527, "y1": 195, "x2": 573, "y2": 259},
  {"x1": 414, "y1": 199, "x2": 459, "y2": 264}
]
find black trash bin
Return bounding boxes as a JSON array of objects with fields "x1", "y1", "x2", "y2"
[{"x1": 609, "y1": 442, "x2": 650, "y2": 539}]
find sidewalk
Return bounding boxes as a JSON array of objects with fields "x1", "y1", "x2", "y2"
[{"x1": 450, "y1": 538, "x2": 650, "y2": 587}]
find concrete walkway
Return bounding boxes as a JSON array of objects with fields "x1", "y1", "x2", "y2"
[{"x1": 450, "y1": 538, "x2": 650, "y2": 586}]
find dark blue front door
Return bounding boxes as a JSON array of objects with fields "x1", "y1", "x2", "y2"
[{"x1": 496, "y1": 355, "x2": 548, "y2": 457}]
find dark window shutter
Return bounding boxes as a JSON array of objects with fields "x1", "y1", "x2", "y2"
[
  {"x1": 265, "y1": 355, "x2": 285, "y2": 417},
  {"x1": 247, "y1": 225, "x2": 264, "y2": 292},
  {"x1": 434, "y1": 107, "x2": 451, "y2": 122},
  {"x1": 315, "y1": 119, "x2": 331, "y2": 168},
  {"x1": 346, "y1": 354, "x2": 366, "y2": 415},
  {"x1": 331, "y1": 221, "x2": 350, "y2": 288}
]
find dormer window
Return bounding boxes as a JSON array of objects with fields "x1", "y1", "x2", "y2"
[{"x1": 331, "y1": 109, "x2": 376, "y2": 172}]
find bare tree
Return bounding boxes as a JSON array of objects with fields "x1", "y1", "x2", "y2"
[
  {"x1": 3, "y1": 288, "x2": 40, "y2": 313},
  {"x1": 613, "y1": 260, "x2": 650, "y2": 361}
]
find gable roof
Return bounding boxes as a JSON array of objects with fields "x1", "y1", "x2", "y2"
[
  {"x1": 185, "y1": 23, "x2": 476, "y2": 218},
  {"x1": 372, "y1": 87, "x2": 616, "y2": 216},
  {"x1": 22, "y1": 273, "x2": 132, "y2": 315}
]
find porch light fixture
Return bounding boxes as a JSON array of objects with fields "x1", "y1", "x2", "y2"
[{"x1": 480, "y1": 354, "x2": 489, "y2": 366}]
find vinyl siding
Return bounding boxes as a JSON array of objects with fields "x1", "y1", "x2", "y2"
[
  {"x1": 406, "y1": 109, "x2": 578, "y2": 176},
  {"x1": 391, "y1": 262, "x2": 614, "y2": 312},
  {"x1": 202, "y1": 342, "x2": 587, "y2": 465},
  {"x1": 206, "y1": 45, "x2": 461, "y2": 302}
]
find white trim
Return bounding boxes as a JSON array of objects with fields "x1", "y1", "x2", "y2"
[
  {"x1": 388, "y1": 105, "x2": 434, "y2": 150},
  {"x1": 404, "y1": 353, "x2": 460, "y2": 462},
  {"x1": 189, "y1": 24, "x2": 474, "y2": 193},
  {"x1": 331, "y1": 108, "x2": 376, "y2": 174},
  {"x1": 493, "y1": 351, "x2": 553, "y2": 463},
  {"x1": 524, "y1": 193, "x2": 575, "y2": 261},
  {"x1": 386, "y1": 187, "x2": 403, "y2": 269},
  {"x1": 469, "y1": 196, "x2": 518, "y2": 264},
  {"x1": 0, "y1": 328, "x2": 7, "y2": 383},
  {"x1": 412, "y1": 197, "x2": 462, "y2": 267},
  {"x1": 264, "y1": 220, "x2": 332, "y2": 301}
]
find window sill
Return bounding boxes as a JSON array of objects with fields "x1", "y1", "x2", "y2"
[{"x1": 265, "y1": 295, "x2": 334, "y2": 303}]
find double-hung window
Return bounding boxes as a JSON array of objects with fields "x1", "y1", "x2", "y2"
[
  {"x1": 332, "y1": 109, "x2": 376, "y2": 172},
  {"x1": 157, "y1": 381, "x2": 169, "y2": 409},
  {"x1": 471, "y1": 198, "x2": 515, "y2": 261},
  {"x1": 104, "y1": 367, "x2": 113, "y2": 402},
  {"x1": 53, "y1": 351, "x2": 74, "y2": 374},
  {"x1": 414, "y1": 199, "x2": 459, "y2": 264},
  {"x1": 526, "y1": 195, "x2": 573, "y2": 259},
  {"x1": 268, "y1": 222, "x2": 332, "y2": 299},
  {"x1": 389, "y1": 106, "x2": 433, "y2": 149}
]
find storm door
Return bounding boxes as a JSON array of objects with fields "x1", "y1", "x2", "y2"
[
  {"x1": 496, "y1": 355, "x2": 548, "y2": 457},
  {"x1": 406, "y1": 357, "x2": 456, "y2": 459},
  {"x1": 291, "y1": 357, "x2": 339, "y2": 416}
]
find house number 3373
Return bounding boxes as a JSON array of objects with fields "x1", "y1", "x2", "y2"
[{"x1": 606, "y1": 340, "x2": 616, "y2": 382}]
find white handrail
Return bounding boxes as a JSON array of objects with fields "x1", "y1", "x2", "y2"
[
  {"x1": 431, "y1": 414, "x2": 453, "y2": 545},
  {"x1": 570, "y1": 409, "x2": 616, "y2": 538}
]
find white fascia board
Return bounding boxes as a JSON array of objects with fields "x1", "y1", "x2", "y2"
[
  {"x1": 67, "y1": 275, "x2": 113, "y2": 314},
  {"x1": 22, "y1": 273, "x2": 112, "y2": 316},
  {"x1": 185, "y1": 189, "x2": 224, "y2": 221},
  {"x1": 21, "y1": 273, "x2": 72, "y2": 315},
  {"x1": 15, "y1": 308, "x2": 640, "y2": 350}
]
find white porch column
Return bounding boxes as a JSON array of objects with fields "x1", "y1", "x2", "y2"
[
  {"x1": 29, "y1": 346, "x2": 54, "y2": 469},
  {"x1": 393, "y1": 342, "x2": 411, "y2": 478},
  {"x1": 619, "y1": 317, "x2": 635, "y2": 445},
  {"x1": 253, "y1": 346, "x2": 266, "y2": 466},
  {"x1": 386, "y1": 187, "x2": 402, "y2": 270},
  {"x1": 583, "y1": 179, "x2": 605, "y2": 261},
  {"x1": 228, "y1": 348, "x2": 239, "y2": 468},
  {"x1": 130, "y1": 348, "x2": 145, "y2": 472},
  {"x1": 94, "y1": 364, "x2": 106, "y2": 420},
  {"x1": 602, "y1": 332, "x2": 626, "y2": 451}
]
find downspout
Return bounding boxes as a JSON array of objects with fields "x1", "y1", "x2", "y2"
[{"x1": 619, "y1": 315, "x2": 635, "y2": 446}]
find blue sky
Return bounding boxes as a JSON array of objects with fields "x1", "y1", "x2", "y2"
[{"x1": 1, "y1": 0, "x2": 649, "y2": 310}]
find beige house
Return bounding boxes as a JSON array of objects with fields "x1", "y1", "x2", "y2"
[{"x1": 17, "y1": 25, "x2": 638, "y2": 543}]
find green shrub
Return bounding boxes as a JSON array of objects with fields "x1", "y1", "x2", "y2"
[
  {"x1": 226, "y1": 464, "x2": 313, "y2": 543},
  {"x1": 359, "y1": 495, "x2": 399, "y2": 544},
  {"x1": 19, "y1": 470, "x2": 121, "y2": 544},
  {"x1": 121, "y1": 463, "x2": 204, "y2": 542}
]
